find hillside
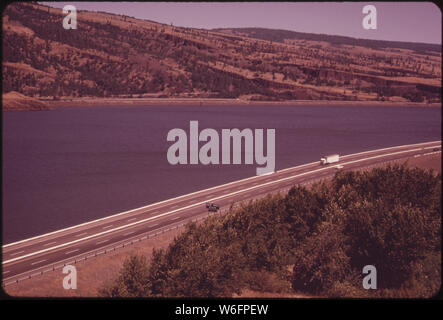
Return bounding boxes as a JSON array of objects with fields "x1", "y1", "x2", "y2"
[
  {"x1": 2, "y1": 2, "x2": 441, "y2": 103},
  {"x1": 212, "y1": 27, "x2": 441, "y2": 54}
]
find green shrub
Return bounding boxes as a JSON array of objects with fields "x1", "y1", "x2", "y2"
[
  {"x1": 99, "y1": 253, "x2": 151, "y2": 297},
  {"x1": 292, "y1": 221, "x2": 354, "y2": 295}
]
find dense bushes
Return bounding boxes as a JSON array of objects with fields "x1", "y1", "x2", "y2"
[
  {"x1": 100, "y1": 164, "x2": 441, "y2": 298},
  {"x1": 292, "y1": 165, "x2": 441, "y2": 296}
]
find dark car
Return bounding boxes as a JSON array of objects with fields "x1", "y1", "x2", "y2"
[{"x1": 206, "y1": 202, "x2": 219, "y2": 212}]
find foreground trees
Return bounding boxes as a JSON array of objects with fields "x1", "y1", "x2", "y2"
[{"x1": 100, "y1": 164, "x2": 441, "y2": 298}]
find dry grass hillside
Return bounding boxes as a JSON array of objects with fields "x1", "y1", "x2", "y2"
[{"x1": 2, "y1": 2, "x2": 441, "y2": 102}]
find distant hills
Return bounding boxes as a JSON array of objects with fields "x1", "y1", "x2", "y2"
[
  {"x1": 2, "y1": 2, "x2": 441, "y2": 104},
  {"x1": 212, "y1": 27, "x2": 441, "y2": 54}
]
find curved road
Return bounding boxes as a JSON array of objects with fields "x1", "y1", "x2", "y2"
[{"x1": 2, "y1": 141, "x2": 441, "y2": 285}]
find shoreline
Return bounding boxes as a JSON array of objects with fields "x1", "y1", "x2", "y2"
[{"x1": 42, "y1": 98, "x2": 441, "y2": 109}]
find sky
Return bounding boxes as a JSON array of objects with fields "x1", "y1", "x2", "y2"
[{"x1": 41, "y1": 2, "x2": 442, "y2": 44}]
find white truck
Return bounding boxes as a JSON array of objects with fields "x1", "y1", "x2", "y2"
[{"x1": 320, "y1": 154, "x2": 340, "y2": 165}]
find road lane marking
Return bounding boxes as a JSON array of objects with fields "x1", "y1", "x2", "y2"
[
  {"x1": 5, "y1": 141, "x2": 440, "y2": 249},
  {"x1": 9, "y1": 250, "x2": 25, "y2": 257},
  {"x1": 43, "y1": 241, "x2": 57, "y2": 247},
  {"x1": 124, "y1": 231, "x2": 135, "y2": 236},
  {"x1": 3, "y1": 143, "x2": 440, "y2": 264},
  {"x1": 127, "y1": 218, "x2": 137, "y2": 222},
  {"x1": 75, "y1": 232, "x2": 88, "y2": 237},
  {"x1": 3, "y1": 271, "x2": 10, "y2": 274},
  {"x1": 96, "y1": 239, "x2": 109, "y2": 245},
  {"x1": 30, "y1": 259, "x2": 46, "y2": 266},
  {"x1": 426, "y1": 151, "x2": 441, "y2": 155},
  {"x1": 65, "y1": 249, "x2": 79, "y2": 255}
]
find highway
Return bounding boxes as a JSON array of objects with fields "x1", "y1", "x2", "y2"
[{"x1": 2, "y1": 141, "x2": 441, "y2": 285}]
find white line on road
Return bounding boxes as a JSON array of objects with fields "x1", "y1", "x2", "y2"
[
  {"x1": 30, "y1": 259, "x2": 46, "y2": 266},
  {"x1": 96, "y1": 239, "x2": 109, "y2": 245},
  {"x1": 124, "y1": 231, "x2": 135, "y2": 236},
  {"x1": 75, "y1": 232, "x2": 88, "y2": 237},
  {"x1": 424, "y1": 151, "x2": 441, "y2": 156},
  {"x1": 65, "y1": 249, "x2": 79, "y2": 255},
  {"x1": 127, "y1": 218, "x2": 137, "y2": 222},
  {"x1": 9, "y1": 250, "x2": 25, "y2": 257},
  {"x1": 43, "y1": 241, "x2": 57, "y2": 247}
]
